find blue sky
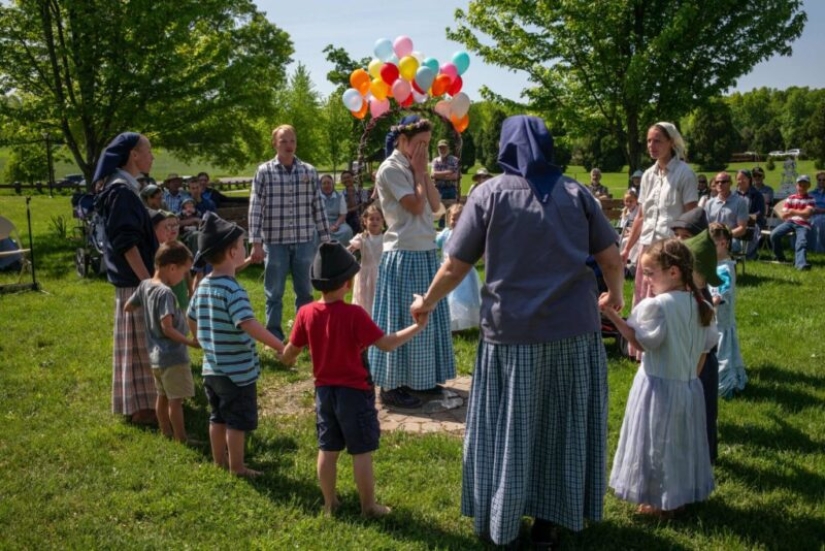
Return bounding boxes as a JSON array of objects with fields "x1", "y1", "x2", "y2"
[{"x1": 257, "y1": 0, "x2": 824, "y2": 101}]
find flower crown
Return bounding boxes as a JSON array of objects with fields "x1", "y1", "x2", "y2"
[{"x1": 390, "y1": 120, "x2": 430, "y2": 134}]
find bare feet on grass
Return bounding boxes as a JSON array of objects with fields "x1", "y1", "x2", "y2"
[
  {"x1": 322, "y1": 499, "x2": 341, "y2": 517},
  {"x1": 361, "y1": 503, "x2": 391, "y2": 518},
  {"x1": 233, "y1": 467, "x2": 262, "y2": 479},
  {"x1": 636, "y1": 504, "x2": 676, "y2": 519}
]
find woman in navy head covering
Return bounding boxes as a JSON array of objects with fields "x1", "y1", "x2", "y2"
[
  {"x1": 367, "y1": 115, "x2": 455, "y2": 409},
  {"x1": 412, "y1": 116, "x2": 624, "y2": 547},
  {"x1": 94, "y1": 132, "x2": 159, "y2": 425}
]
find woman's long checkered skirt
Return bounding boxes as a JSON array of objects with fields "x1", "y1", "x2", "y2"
[
  {"x1": 112, "y1": 286, "x2": 155, "y2": 415},
  {"x1": 368, "y1": 249, "x2": 455, "y2": 390},
  {"x1": 461, "y1": 334, "x2": 608, "y2": 545}
]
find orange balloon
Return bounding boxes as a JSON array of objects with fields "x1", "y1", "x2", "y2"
[
  {"x1": 350, "y1": 68, "x2": 371, "y2": 96},
  {"x1": 431, "y1": 74, "x2": 451, "y2": 97},
  {"x1": 451, "y1": 113, "x2": 469, "y2": 133},
  {"x1": 352, "y1": 101, "x2": 369, "y2": 120},
  {"x1": 370, "y1": 78, "x2": 389, "y2": 101}
]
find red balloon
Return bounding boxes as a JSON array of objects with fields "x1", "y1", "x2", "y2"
[
  {"x1": 448, "y1": 75, "x2": 463, "y2": 96},
  {"x1": 401, "y1": 94, "x2": 414, "y2": 107},
  {"x1": 380, "y1": 63, "x2": 400, "y2": 86},
  {"x1": 412, "y1": 80, "x2": 424, "y2": 94}
]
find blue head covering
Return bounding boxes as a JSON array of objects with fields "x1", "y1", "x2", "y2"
[
  {"x1": 497, "y1": 116, "x2": 561, "y2": 202},
  {"x1": 385, "y1": 114, "x2": 421, "y2": 158},
  {"x1": 92, "y1": 132, "x2": 141, "y2": 184}
]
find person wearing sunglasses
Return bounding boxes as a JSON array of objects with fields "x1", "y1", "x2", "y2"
[{"x1": 703, "y1": 172, "x2": 749, "y2": 252}]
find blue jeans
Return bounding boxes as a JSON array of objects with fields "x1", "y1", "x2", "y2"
[
  {"x1": 770, "y1": 221, "x2": 810, "y2": 269},
  {"x1": 264, "y1": 241, "x2": 316, "y2": 340}
]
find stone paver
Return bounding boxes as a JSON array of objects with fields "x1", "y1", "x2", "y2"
[{"x1": 377, "y1": 376, "x2": 471, "y2": 437}]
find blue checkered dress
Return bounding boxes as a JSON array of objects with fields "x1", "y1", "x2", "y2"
[
  {"x1": 461, "y1": 334, "x2": 608, "y2": 544},
  {"x1": 368, "y1": 249, "x2": 455, "y2": 389}
]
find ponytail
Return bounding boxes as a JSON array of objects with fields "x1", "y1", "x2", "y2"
[{"x1": 686, "y1": 277, "x2": 714, "y2": 326}]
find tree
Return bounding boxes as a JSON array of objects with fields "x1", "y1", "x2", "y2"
[
  {"x1": 321, "y1": 92, "x2": 353, "y2": 175},
  {"x1": 807, "y1": 100, "x2": 825, "y2": 168},
  {"x1": 0, "y1": 0, "x2": 293, "y2": 185},
  {"x1": 275, "y1": 64, "x2": 324, "y2": 166},
  {"x1": 482, "y1": 109, "x2": 507, "y2": 172},
  {"x1": 447, "y1": 1, "x2": 806, "y2": 175},
  {"x1": 459, "y1": 132, "x2": 476, "y2": 173},
  {"x1": 686, "y1": 98, "x2": 739, "y2": 171}
]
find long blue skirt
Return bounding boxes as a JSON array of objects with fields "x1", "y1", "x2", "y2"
[
  {"x1": 368, "y1": 249, "x2": 455, "y2": 390},
  {"x1": 461, "y1": 334, "x2": 608, "y2": 544}
]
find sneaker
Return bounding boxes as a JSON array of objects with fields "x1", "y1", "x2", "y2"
[{"x1": 380, "y1": 388, "x2": 422, "y2": 408}]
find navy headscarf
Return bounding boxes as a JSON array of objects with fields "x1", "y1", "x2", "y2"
[
  {"x1": 92, "y1": 132, "x2": 141, "y2": 185},
  {"x1": 384, "y1": 114, "x2": 421, "y2": 158},
  {"x1": 497, "y1": 116, "x2": 561, "y2": 202}
]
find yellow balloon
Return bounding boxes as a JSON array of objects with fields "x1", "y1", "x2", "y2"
[
  {"x1": 368, "y1": 59, "x2": 383, "y2": 80},
  {"x1": 370, "y1": 78, "x2": 389, "y2": 101},
  {"x1": 398, "y1": 55, "x2": 419, "y2": 81}
]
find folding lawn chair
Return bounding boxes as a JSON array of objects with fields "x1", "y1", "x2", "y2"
[{"x1": 0, "y1": 198, "x2": 40, "y2": 293}]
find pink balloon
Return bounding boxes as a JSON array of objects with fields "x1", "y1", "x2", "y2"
[
  {"x1": 370, "y1": 98, "x2": 390, "y2": 118},
  {"x1": 439, "y1": 62, "x2": 458, "y2": 83},
  {"x1": 391, "y1": 79, "x2": 411, "y2": 103},
  {"x1": 393, "y1": 35, "x2": 413, "y2": 59}
]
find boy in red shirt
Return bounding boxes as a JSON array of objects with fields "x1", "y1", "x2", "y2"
[{"x1": 281, "y1": 241, "x2": 427, "y2": 517}]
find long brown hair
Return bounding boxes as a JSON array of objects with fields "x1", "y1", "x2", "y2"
[{"x1": 645, "y1": 238, "x2": 714, "y2": 326}]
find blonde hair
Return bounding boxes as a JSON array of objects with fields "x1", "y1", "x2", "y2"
[
  {"x1": 271, "y1": 124, "x2": 296, "y2": 145},
  {"x1": 652, "y1": 122, "x2": 686, "y2": 161}
]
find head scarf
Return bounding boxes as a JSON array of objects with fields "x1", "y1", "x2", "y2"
[
  {"x1": 92, "y1": 132, "x2": 141, "y2": 185},
  {"x1": 384, "y1": 114, "x2": 420, "y2": 158},
  {"x1": 654, "y1": 122, "x2": 686, "y2": 161},
  {"x1": 497, "y1": 115, "x2": 561, "y2": 202}
]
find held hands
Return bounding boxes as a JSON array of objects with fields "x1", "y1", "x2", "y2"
[
  {"x1": 250, "y1": 242, "x2": 264, "y2": 263},
  {"x1": 598, "y1": 291, "x2": 624, "y2": 321},
  {"x1": 410, "y1": 293, "x2": 434, "y2": 325}
]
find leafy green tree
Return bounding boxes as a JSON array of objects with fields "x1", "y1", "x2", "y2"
[
  {"x1": 0, "y1": 0, "x2": 292, "y2": 186},
  {"x1": 482, "y1": 109, "x2": 507, "y2": 172},
  {"x1": 459, "y1": 132, "x2": 476, "y2": 174},
  {"x1": 686, "y1": 99, "x2": 739, "y2": 172},
  {"x1": 447, "y1": 0, "x2": 806, "y2": 174},
  {"x1": 321, "y1": 93, "x2": 354, "y2": 175},
  {"x1": 275, "y1": 64, "x2": 324, "y2": 166},
  {"x1": 806, "y1": 100, "x2": 825, "y2": 168}
]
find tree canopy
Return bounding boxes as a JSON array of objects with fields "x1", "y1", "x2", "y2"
[
  {"x1": 0, "y1": 0, "x2": 293, "y2": 184},
  {"x1": 447, "y1": 0, "x2": 806, "y2": 173}
]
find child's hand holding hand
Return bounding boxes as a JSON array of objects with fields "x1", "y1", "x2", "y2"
[{"x1": 413, "y1": 310, "x2": 429, "y2": 329}]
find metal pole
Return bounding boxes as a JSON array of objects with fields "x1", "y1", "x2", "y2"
[{"x1": 25, "y1": 196, "x2": 39, "y2": 291}]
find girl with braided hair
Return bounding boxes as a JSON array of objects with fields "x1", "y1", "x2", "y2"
[{"x1": 601, "y1": 238, "x2": 717, "y2": 516}]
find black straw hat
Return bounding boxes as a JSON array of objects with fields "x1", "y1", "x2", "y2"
[
  {"x1": 193, "y1": 211, "x2": 244, "y2": 268},
  {"x1": 311, "y1": 241, "x2": 360, "y2": 292},
  {"x1": 671, "y1": 207, "x2": 708, "y2": 236}
]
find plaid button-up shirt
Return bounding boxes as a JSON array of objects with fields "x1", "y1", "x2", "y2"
[{"x1": 248, "y1": 156, "x2": 330, "y2": 244}]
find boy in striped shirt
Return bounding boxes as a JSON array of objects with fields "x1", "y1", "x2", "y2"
[{"x1": 188, "y1": 212, "x2": 284, "y2": 477}]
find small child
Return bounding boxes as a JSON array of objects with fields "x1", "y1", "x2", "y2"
[
  {"x1": 281, "y1": 241, "x2": 428, "y2": 517},
  {"x1": 347, "y1": 205, "x2": 385, "y2": 316},
  {"x1": 708, "y1": 223, "x2": 747, "y2": 398},
  {"x1": 619, "y1": 192, "x2": 640, "y2": 276},
  {"x1": 435, "y1": 204, "x2": 481, "y2": 332},
  {"x1": 601, "y1": 238, "x2": 718, "y2": 516},
  {"x1": 187, "y1": 212, "x2": 285, "y2": 477},
  {"x1": 149, "y1": 210, "x2": 191, "y2": 312},
  {"x1": 125, "y1": 241, "x2": 199, "y2": 442}
]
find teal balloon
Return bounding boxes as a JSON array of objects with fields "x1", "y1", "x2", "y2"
[
  {"x1": 452, "y1": 51, "x2": 470, "y2": 75},
  {"x1": 414, "y1": 66, "x2": 435, "y2": 92},
  {"x1": 374, "y1": 38, "x2": 394, "y2": 62},
  {"x1": 422, "y1": 57, "x2": 439, "y2": 74}
]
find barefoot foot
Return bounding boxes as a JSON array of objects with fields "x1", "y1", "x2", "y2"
[
  {"x1": 232, "y1": 467, "x2": 262, "y2": 478},
  {"x1": 362, "y1": 503, "x2": 391, "y2": 518}
]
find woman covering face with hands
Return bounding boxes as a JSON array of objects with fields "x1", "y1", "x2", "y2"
[{"x1": 367, "y1": 115, "x2": 455, "y2": 409}]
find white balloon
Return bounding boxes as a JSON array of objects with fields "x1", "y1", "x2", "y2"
[
  {"x1": 451, "y1": 92, "x2": 470, "y2": 118},
  {"x1": 434, "y1": 100, "x2": 452, "y2": 118}
]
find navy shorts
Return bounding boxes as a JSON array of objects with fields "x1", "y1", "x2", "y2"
[
  {"x1": 315, "y1": 386, "x2": 380, "y2": 455},
  {"x1": 204, "y1": 376, "x2": 258, "y2": 431}
]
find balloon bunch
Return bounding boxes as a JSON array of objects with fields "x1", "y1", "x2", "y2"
[{"x1": 341, "y1": 36, "x2": 472, "y2": 132}]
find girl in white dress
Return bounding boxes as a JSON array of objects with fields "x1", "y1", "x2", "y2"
[
  {"x1": 435, "y1": 204, "x2": 481, "y2": 331},
  {"x1": 347, "y1": 205, "x2": 384, "y2": 316},
  {"x1": 601, "y1": 238, "x2": 717, "y2": 516},
  {"x1": 619, "y1": 191, "x2": 640, "y2": 277}
]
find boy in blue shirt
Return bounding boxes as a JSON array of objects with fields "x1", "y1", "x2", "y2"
[{"x1": 188, "y1": 212, "x2": 284, "y2": 477}]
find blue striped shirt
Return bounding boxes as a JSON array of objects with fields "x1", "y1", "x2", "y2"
[
  {"x1": 248, "y1": 156, "x2": 330, "y2": 244},
  {"x1": 187, "y1": 275, "x2": 259, "y2": 386}
]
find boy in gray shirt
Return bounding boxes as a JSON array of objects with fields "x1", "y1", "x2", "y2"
[{"x1": 126, "y1": 241, "x2": 199, "y2": 442}]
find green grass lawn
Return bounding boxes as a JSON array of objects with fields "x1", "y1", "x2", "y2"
[{"x1": 1, "y1": 195, "x2": 823, "y2": 549}]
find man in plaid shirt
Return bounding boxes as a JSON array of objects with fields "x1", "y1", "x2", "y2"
[{"x1": 249, "y1": 125, "x2": 331, "y2": 340}]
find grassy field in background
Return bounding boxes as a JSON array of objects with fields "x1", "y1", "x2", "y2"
[{"x1": 1, "y1": 189, "x2": 824, "y2": 549}]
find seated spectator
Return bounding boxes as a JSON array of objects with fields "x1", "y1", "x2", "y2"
[
  {"x1": 770, "y1": 175, "x2": 815, "y2": 270},
  {"x1": 734, "y1": 169, "x2": 766, "y2": 259},
  {"x1": 752, "y1": 166, "x2": 774, "y2": 213},
  {"x1": 468, "y1": 167, "x2": 492, "y2": 197},
  {"x1": 697, "y1": 174, "x2": 710, "y2": 200},
  {"x1": 619, "y1": 191, "x2": 640, "y2": 276},
  {"x1": 699, "y1": 178, "x2": 717, "y2": 209},
  {"x1": 320, "y1": 174, "x2": 353, "y2": 246},
  {"x1": 140, "y1": 184, "x2": 163, "y2": 210},
  {"x1": 588, "y1": 167, "x2": 611, "y2": 198},
  {"x1": 704, "y1": 172, "x2": 748, "y2": 252},
  {"x1": 809, "y1": 171, "x2": 825, "y2": 252},
  {"x1": 628, "y1": 169, "x2": 643, "y2": 196},
  {"x1": 162, "y1": 173, "x2": 191, "y2": 214},
  {"x1": 186, "y1": 176, "x2": 216, "y2": 218}
]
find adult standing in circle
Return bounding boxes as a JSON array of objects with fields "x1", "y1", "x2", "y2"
[
  {"x1": 93, "y1": 132, "x2": 159, "y2": 425},
  {"x1": 621, "y1": 122, "x2": 698, "y2": 356},
  {"x1": 369, "y1": 115, "x2": 455, "y2": 409},
  {"x1": 411, "y1": 116, "x2": 624, "y2": 548}
]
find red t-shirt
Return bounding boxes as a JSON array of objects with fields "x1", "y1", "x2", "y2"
[{"x1": 289, "y1": 300, "x2": 384, "y2": 390}]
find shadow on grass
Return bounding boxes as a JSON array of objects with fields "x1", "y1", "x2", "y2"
[
  {"x1": 737, "y1": 363, "x2": 823, "y2": 414},
  {"x1": 735, "y1": 272, "x2": 779, "y2": 287},
  {"x1": 717, "y1": 452, "x2": 825, "y2": 506},
  {"x1": 720, "y1": 412, "x2": 821, "y2": 455},
  {"x1": 564, "y1": 519, "x2": 690, "y2": 551}
]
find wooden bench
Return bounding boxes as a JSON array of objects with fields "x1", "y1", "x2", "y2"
[
  {"x1": 215, "y1": 204, "x2": 249, "y2": 230},
  {"x1": 599, "y1": 198, "x2": 625, "y2": 224}
]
